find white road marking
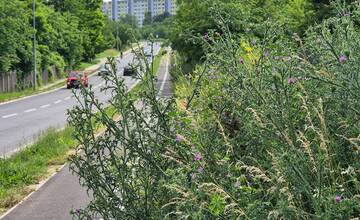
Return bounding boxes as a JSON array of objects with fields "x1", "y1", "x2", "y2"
[
  {"x1": 54, "y1": 100, "x2": 62, "y2": 104},
  {"x1": 40, "y1": 104, "x2": 51, "y2": 109},
  {"x1": 2, "y1": 113, "x2": 18, "y2": 119},
  {"x1": 64, "y1": 96, "x2": 71, "y2": 101},
  {"x1": 24, "y1": 108, "x2": 37, "y2": 113}
]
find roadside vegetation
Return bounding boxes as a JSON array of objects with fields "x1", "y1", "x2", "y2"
[
  {"x1": 0, "y1": 43, "x2": 166, "y2": 215},
  {"x1": 0, "y1": 127, "x2": 76, "y2": 214},
  {"x1": 68, "y1": 1, "x2": 359, "y2": 219},
  {"x1": 130, "y1": 47, "x2": 167, "y2": 98}
]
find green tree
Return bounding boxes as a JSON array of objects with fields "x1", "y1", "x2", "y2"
[
  {"x1": 143, "y1": 11, "x2": 152, "y2": 26},
  {"x1": 46, "y1": 0, "x2": 106, "y2": 61},
  {"x1": 0, "y1": 1, "x2": 32, "y2": 74},
  {"x1": 120, "y1": 14, "x2": 138, "y2": 28}
]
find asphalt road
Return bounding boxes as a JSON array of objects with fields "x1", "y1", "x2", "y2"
[
  {"x1": 0, "y1": 43, "x2": 161, "y2": 157},
  {"x1": 0, "y1": 48, "x2": 172, "y2": 220}
]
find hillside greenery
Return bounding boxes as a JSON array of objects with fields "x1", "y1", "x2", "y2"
[{"x1": 170, "y1": 0, "x2": 344, "y2": 65}]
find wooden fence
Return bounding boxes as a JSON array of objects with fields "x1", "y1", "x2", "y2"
[
  {"x1": 0, "y1": 72, "x2": 17, "y2": 93},
  {"x1": 0, "y1": 66, "x2": 62, "y2": 93}
]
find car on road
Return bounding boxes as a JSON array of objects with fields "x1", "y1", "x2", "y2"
[
  {"x1": 123, "y1": 66, "x2": 137, "y2": 76},
  {"x1": 98, "y1": 63, "x2": 111, "y2": 76},
  {"x1": 144, "y1": 49, "x2": 152, "y2": 57},
  {"x1": 66, "y1": 72, "x2": 88, "y2": 89}
]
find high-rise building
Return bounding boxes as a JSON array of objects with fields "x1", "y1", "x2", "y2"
[
  {"x1": 102, "y1": 1, "x2": 112, "y2": 20},
  {"x1": 111, "y1": 0, "x2": 176, "y2": 26}
]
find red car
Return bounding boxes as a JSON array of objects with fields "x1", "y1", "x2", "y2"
[{"x1": 66, "y1": 72, "x2": 88, "y2": 89}]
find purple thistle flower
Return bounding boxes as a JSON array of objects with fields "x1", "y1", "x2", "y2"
[
  {"x1": 75, "y1": 209, "x2": 81, "y2": 213},
  {"x1": 194, "y1": 153, "x2": 202, "y2": 161},
  {"x1": 204, "y1": 32, "x2": 209, "y2": 40},
  {"x1": 288, "y1": 77, "x2": 297, "y2": 85},
  {"x1": 239, "y1": 58, "x2": 244, "y2": 65},
  {"x1": 198, "y1": 166, "x2": 204, "y2": 174},
  {"x1": 175, "y1": 134, "x2": 184, "y2": 142},
  {"x1": 335, "y1": 195, "x2": 342, "y2": 203},
  {"x1": 339, "y1": 55, "x2": 347, "y2": 64}
]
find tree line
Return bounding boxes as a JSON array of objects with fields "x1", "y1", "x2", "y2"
[
  {"x1": 169, "y1": 0, "x2": 352, "y2": 64},
  {"x1": 0, "y1": 0, "x2": 137, "y2": 88}
]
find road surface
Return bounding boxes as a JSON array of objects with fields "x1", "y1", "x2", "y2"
[
  {"x1": 0, "y1": 43, "x2": 161, "y2": 157},
  {"x1": 1, "y1": 48, "x2": 172, "y2": 220}
]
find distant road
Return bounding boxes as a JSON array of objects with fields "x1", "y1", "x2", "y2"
[{"x1": 0, "y1": 43, "x2": 161, "y2": 157}]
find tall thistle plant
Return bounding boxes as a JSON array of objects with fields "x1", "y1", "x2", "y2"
[{"x1": 69, "y1": 2, "x2": 359, "y2": 219}]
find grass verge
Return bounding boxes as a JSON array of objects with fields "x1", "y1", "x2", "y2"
[
  {"x1": 0, "y1": 127, "x2": 76, "y2": 214},
  {"x1": 77, "y1": 49, "x2": 121, "y2": 71}
]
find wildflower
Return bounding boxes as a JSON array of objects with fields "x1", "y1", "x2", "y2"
[
  {"x1": 239, "y1": 58, "x2": 244, "y2": 64},
  {"x1": 339, "y1": 55, "x2": 347, "y2": 64},
  {"x1": 204, "y1": 32, "x2": 209, "y2": 40},
  {"x1": 335, "y1": 195, "x2": 342, "y2": 203},
  {"x1": 288, "y1": 77, "x2": 297, "y2": 85},
  {"x1": 194, "y1": 153, "x2": 202, "y2": 161},
  {"x1": 198, "y1": 166, "x2": 204, "y2": 174},
  {"x1": 175, "y1": 134, "x2": 184, "y2": 142},
  {"x1": 75, "y1": 208, "x2": 81, "y2": 213}
]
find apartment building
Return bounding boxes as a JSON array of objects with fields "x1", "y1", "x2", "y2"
[
  {"x1": 102, "y1": 1, "x2": 112, "y2": 20},
  {"x1": 111, "y1": 0, "x2": 176, "y2": 26}
]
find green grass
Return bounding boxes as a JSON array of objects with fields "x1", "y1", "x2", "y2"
[
  {"x1": 96, "y1": 49, "x2": 120, "y2": 59},
  {"x1": 78, "y1": 49, "x2": 120, "y2": 71},
  {"x1": 0, "y1": 127, "x2": 76, "y2": 213},
  {"x1": 0, "y1": 89, "x2": 39, "y2": 104}
]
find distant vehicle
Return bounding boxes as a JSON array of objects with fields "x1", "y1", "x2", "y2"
[
  {"x1": 98, "y1": 63, "x2": 111, "y2": 76},
  {"x1": 144, "y1": 49, "x2": 152, "y2": 57},
  {"x1": 66, "y1": 72, "x2": 88, "y2": 89},
  {"x1": 123, "y1": 66, "x2": 137, "y2": 76}
]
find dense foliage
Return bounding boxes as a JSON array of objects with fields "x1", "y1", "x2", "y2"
[
  {"x1": 170, "y1": 0, "x2": 339, "y2": 64},
  {"x1": 69, "y1": 1, "x2": 359, "y2": 219},
  {"x1": 141, "y1": 13, "x2": 174, "y2": 40},
  {"x1": 0, "y1": 0, "x2": 136, "y2": 88}
]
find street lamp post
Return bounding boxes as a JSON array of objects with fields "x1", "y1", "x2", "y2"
[{"x1": 32, "y1": 0, "x2": 37, "y2": 90}]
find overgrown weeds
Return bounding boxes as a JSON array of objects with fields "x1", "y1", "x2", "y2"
[{"x1": 69, "y1": 4, "x2": 359, "y2": 220}]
